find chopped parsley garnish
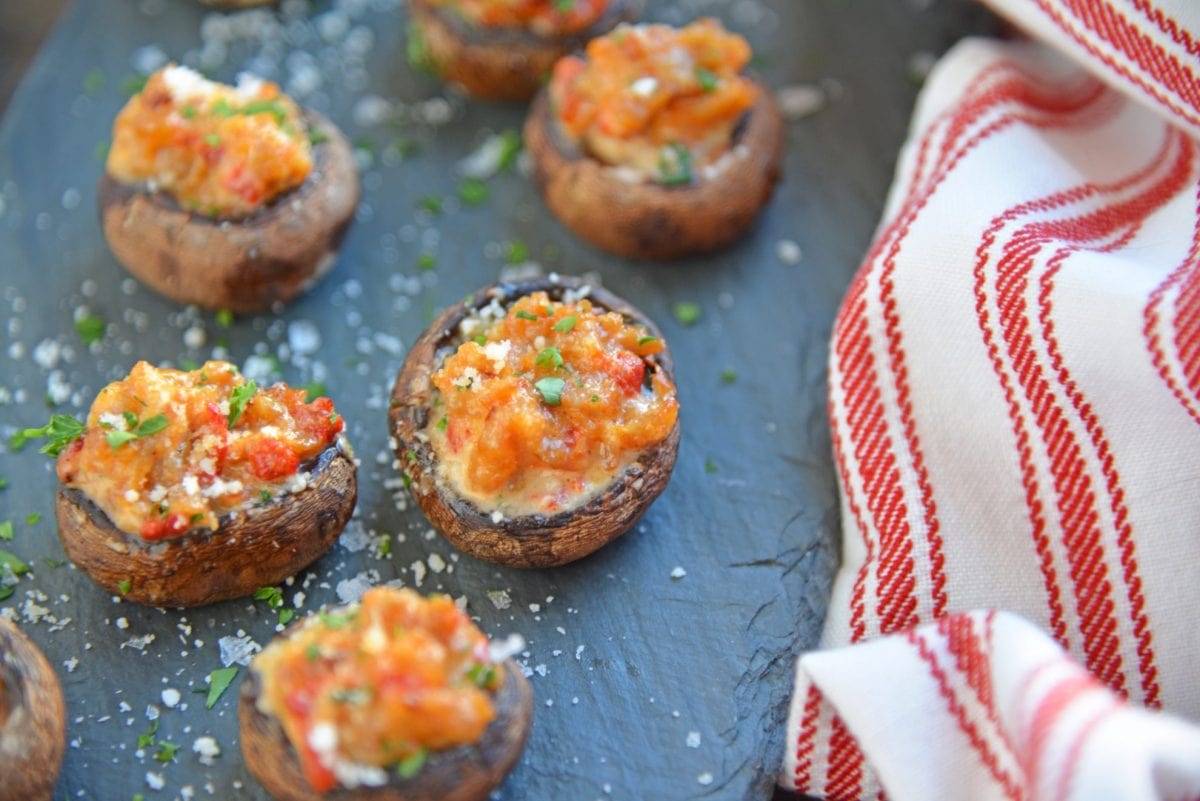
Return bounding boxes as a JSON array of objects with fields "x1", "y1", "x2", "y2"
[
  {"x1": 552, "y1": 316, "x2": 578, "y2": 333},
  {"x1": 695, "y1": 67, "x2": 719, "y2": 92},
  {"x1": 515, "y1": 310, "x2": 538, "y2": 321},
  {"x1": 505, "y1": 240, "x2": 529, "y2": 264},
  {"x1": 180, "y1": 105, "x2": 197, "y2": 119},
  {"x1": 42, "y1": 557, "x2": 65, "y2": 569},
  {"x1": 238, "y1": 99, "x2": 287, "y2": 125},
  {"x1": 396, "y1": 748, "x2": 429, "y2": 779},
  {"x1": 227, "y1": 381, "x2": 258, "y2": 428},
  {"x1": 318, "y1": 609, "x2": 356, "y2": 629},
  {"x1": 215, "y1": 309, "x2": 234, "y2": 328},
  {"x1": 473, "y1": 334, "x2": 487, "y2": 346},
  {"x1": 437, "y1": 416, "x2": 449, "y2": 432},
  {"x1": 83, "y1": 68, "x2": 106, "y2": 96},
  {"x1": 590, "y1": 394, "x2": 600, "y2": 403},
  {"x1": 278, "y1": 608, "x2": 295, "y2": 626},
  {"x1": 465, "y1": 662, "x2": 497, "y2": 687},
  {"x1": 205, "y1": 667, "x2": 239, "y2": 709},
  {"x1": 105, "y1": 413, "x2": 168, "y2": 450},
  {"x1": 418, "y1": 253, "x2": 437, "y2": 272},
  {"x1": 210, "y1": 99, "x2": 235, "y2": 118},
  {"x1": 458, "y1": 178, "x2": 488, "y2": 206},
  {"x1": 75, "y1": 313, "x2": 107, "y2": 345},
  {"x1": 535, "y1": 347, "x2": 564, "y2": 370},
  {"x1": 190, "y1": 513, "x2": 204, "y2": 523},
  {"x1": 202, "y1": 132, "x2": 221, "y2": 148},
  {"x1": 154, "y1": 741, "x2": 181, "y2": 763},
  {"x1": 657, "y1": 143, "x2": 694, "y2": 186},
  {"x1": 637, "y1": 335, "x2": 658, "y2": 346},
  {"x1": 406, "y1": 22, "x2": 433, "y2": 73},
  {"x1": 137, "y1": 719, "x2": 159, "y2": 749},
  {"x1": 259, "y1": 489, "x2": 272, "y2": 505},
  {"x1": 705, "y1": 458, "x2": 718, "y2": 474},
  {"x1": 254, "y1": 585, "x2": 285, "y2": 610},
  {"x1": 117, "y1": 578, "x2": 132, "y2": 595},
  {"x1": 0, "y1": 522, "x2": 11, "y2": 541},
  {"x1": 305, "y1": 643, "x2": 321, "y2": 661},
  {"x1": 419, "y1": 195, "x2": 443, "y2": 215},
  {"x1": 308, "y1": 128, "x2": 330, "y2": 146},
  {"x1": 497, "y1": 129, "x2": 522, "y2": 171},
  {"x1": 303, "y1": 382, "x2": 328, "y2": 402},
  {"x1": 25, "y1": 513, "x2": 40, "y2": 525},
  {"x1": 535, "y1": 377, "x2": 565, "y2": 406},
  {"x1": 377, "y1": 533, "x2": 392, "y2": 558},
  {"x1": 720, "y1": 369, "x2": 737, "y2": 384},
  {"x1": 180, "y1": 358, "x2": 200, "y2": 371},
  {"x1": 0, "y1": 477, "x2": 6, "y2": 489},
  {"x1": 121, "y1": 73, "x2": 148, "y2": 97},
  {"x1": 672, "y1": 301, "x2": 702, "y2": 326},
  {"x1": 11, "y1": 414, "x2": 85, "y2": 456}
]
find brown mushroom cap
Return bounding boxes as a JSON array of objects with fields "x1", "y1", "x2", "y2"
[
  {"x1": 53, "y1": 438, "x2": 357, "y2": 607},
  {"x1": 388, "y1": 275, "x2": 680, "y2": 568},
  {"x1": 524, "y1": 79, "x2": 784, "y2": 260},
  {"x1": 0, "y1": 618, "x2": 66, "y2": 801},
  {"x1": 410, "y1": 0, "x2": 635, "y2": 102},
  {"x1": 97, "y1": 110, "x2": 360, "y2": 312},
  {"x1": 239, "y1": 655, "x2": 533, "y2": 801}
]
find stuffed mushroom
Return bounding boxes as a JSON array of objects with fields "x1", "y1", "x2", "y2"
[
  {"x1": 389, "y1": 275, "x2": 680, "y2": 568},
  {"x1": 525, "y1": 18, "x2": 784, "y2": 259},
  {"x1": 0, "y1": 618, "x2": 66, "y2": 801},
  {"x1": 98, "y1": 65, "x2": 359, "y2": 311},
  {"x1": 34, "y1": 360, "x2": 356, "y2": 607},
  {"x1": 409, "y1": 0, "x2": 635, "y2": 102},
  {"x1": 240, "y1": 587, "x2": 532, "y2": 801}
]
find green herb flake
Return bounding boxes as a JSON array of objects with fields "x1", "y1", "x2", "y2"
[
  {"x1": 190, "y1": 513, "x2": 204, "y2": 524},
  {"x1": 227, "y1": 381, "x2": 258, "y2": 428},
  {"x1": 305, "y1": 643, "x2": 321, "y2": 661},
  {"x1": 705, "y1": 458, "x2": 718, "y2": 474},
  {"x1": 203, "y1": 132, "x2": 221, "y2": 148},
  {"x1": 105, "y1": 413, "x2": 168, "y2": 450},
  {"x1": 75, "y1": 313, "x2": 107, "y2": 345},
  {"x1": 458, "y1": 178, "x2": 488, "y2": 206},
  {"x1": 497, "y1": 129, "x2": 522, "y2": 171},
  {"x1": 720, "y1": 369, "x2": 737, "y2": 384},
  {"x1": 695, "y1": 67, "x2": 719, "y2": 92},
  {"x1": 552, "y1": 316, "x2": 578, "y2": 334},
  {"x1": 436, "y1": 416, "x2": 449, "y2": 432},
  {"x1": 0, "y1": 477, "x2": 6, "y2": 489},
  {"x1": 657, "y1": 142, "x2": 693, "y2": 186},
  {"x1": 254, "y1": 586, "x2": 285, "y2": 610},
  {"x1": 418, "y1": 253, "x2": 436, "y2": 272},
  {"x1": 308, "y1": 128, "x2": 330, "y2": 146},
  {"x1": 206, "y1": 667, "x2": 239, "y2": 709},
  {"x1": 672, "y1": 301, "x2": 702, "y2": 327},
  {"x1": 0, "y1": 522, "x2": 11, "y2": 542},
  {"x1": 590, "y1": 394, "x2": 600, "y2": 403},
  {"x1": 180, "y1": 105, "x2": 198, "y2": 119},
  {"x1": 154, "y1": 741, "x2": 181, "y2": 763},
  {"x1": 473, "y1": 334, "x2": 487, "y2": 346},
  {"x1": 505, "y1": 240, "x2": 529, "y2": 264},
  {"x1": 554, "y1": 0, "x2": 576, "y2": 11},
  {"x1": 637, "y1": 335, "x2": 658, "y2": 346},
  {"x1": 377, "y1": 533, "x2": 392, "y2": 558},
  {"x1": 238, "y1": 99, "x2": 287, "y2": 125},
  {"x1": 11, "y1": 414, "x2": 85, "y2": 456},
  {"x1": 535, "y1": 377, "x2": 566, "y2": 406},
  {"x1": 121, "y1": 73, "x2": 147, "y2": 97},
  {"x1": 465, "y1": 662, "x2": 497, "y2": 687},
  {"x1": 117, "y1": 578, "x2": 132, "y2": 595},
  {"x1": 418, "y1": 195, "x2": 443, "y2": 215},
  {"x1": 215, "y1": 309, "x2": 234, "y2": 328},
  {"x1": 260, "y1": 489, "x2": 272, "y2": 505},
  {"x1": 535, "y1": 346, "x2": 564, "y2": 370},
  {"x1": 396, "y1": 748, "x2": 429, "y2": 779},
  {"x1": 278, "y1": 608, "x2": 295, "y2": 626},
  {"x1": 93, "y1": 140, "x2": 110, "y2": 162},
  {"x1": 136, "y1": 719, "x2": 159, "y2": 749},
  {"x1": 303, "y1": 382, "x2": 328, "y2": 402},
  {"x1": 42, "y1": 557, "x2": 65, "y2": 569},
  {"x1": 515, "y1": 310, "x2": 538, "y2": 321},
  {"x1": 83, "y1": 68, "x2": 106, "y2": 96},
  {"x1": 406, "y1": 22, "x2": 433, "y2": 73},
  {"x1": 25, "y1": 513, "x2": 40, "y2": 525}
]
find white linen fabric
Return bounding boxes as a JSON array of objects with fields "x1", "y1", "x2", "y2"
[{"x1": 780, "y1": 2, "x2": 1200, "y2": 798}]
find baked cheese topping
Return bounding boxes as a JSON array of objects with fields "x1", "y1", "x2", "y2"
[
  {"x1": 106, "y1": 65, "x2": 313, "y2": 218},
  {"x1": 55, "y1": 361, "x2": 343, "y2": 540},
  {"x1": 433, "y1": 0, "x2": 609, "y2": 35},
  {"x1": 427, "y1": 290, "x2": 677, "y2": 517},
  {"x1": 549, "y1": 19, "x2": 758, "y2": 181},
  {"x1": 253, "y1": 588, "x2": 502, "y2": 792}
]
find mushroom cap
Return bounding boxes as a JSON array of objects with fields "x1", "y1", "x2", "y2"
[
  {"x1": 0, "y1": 617, "x2": 65, "y2": 801},
  {"x1": 54, "y1": 438, "x2": 357, "y2": 607},
  {"x1": 388, "y1": 276, "x2": 680, "y2": 568},
  {"x1": 239, "y1": 656, "x2": 533, "y2": 801},
  {"x1": 410, "y1": 0, "x2": 635, "y2": 102},
  {"x1": 98, "y1": 109, "x2": 359, "y2": 312},
  {"x1": 524, "y1": 79, "x2": 784, "y2": 260}
]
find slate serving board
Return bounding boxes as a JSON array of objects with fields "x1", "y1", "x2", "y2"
[{"x1": 0, "y1": 1, "x2": 1000, "y2": 799}]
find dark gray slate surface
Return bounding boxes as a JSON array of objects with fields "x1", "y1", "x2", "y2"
[{"x1": 0, "y1": 1, "x2": 999, "y2": 799}]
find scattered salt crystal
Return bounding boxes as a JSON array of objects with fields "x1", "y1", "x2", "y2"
[
  {"x1": 776, "y1": 239, "x2": 802, "y2": 265},
  {"x1": 131, "y1": 45, "x2": 168, "y2": 75},
  {"x1": 410, "y1": 560, "x2": 427, "y2": 587},
  {"x1": 61, "y1": 188, "x2": 81, "y2": 210},
  {"x1": 217, "y1": 634, "x2": 260, "y2": 667},
  {"x1": 335, "y1": 572, "x2": 374, "y2": 604},
  {"x1": 146, "y1": 772, "x2": 165, "y2": 790},
  {"x1": 487, "y1": 633, "x2": 525, "y2": 662},
  {"x1": 686, "y1": 731, "x2": 701, "y2": 748},
  {"x1": 776, "y1": 84, "x2": 826, "y2": 120},
  {"x1": 338, "y1": 521, "x2": 371, "y2": 553},
  {"x1": 63, "y1": 657, "x2": 79, "y2": 673},
  {"x1": 352, "y1": 95, "x2": 393, "y2": 128},
  {"x1": 161, "y1": 689, "x2": 181, "y2": 709},
  {"x1": 193, "y1": 736, "x2": 221, "y2": 766},
  {"x1": 670, "y1": 566, "x2": 687, "y2": 579},
  {"x1": 287, "y1": 319, "x2": 322, "y2": 355},
  {"x1": 486, "y1": 590, "x2": 511, "y2": 610},
  {"x1": 183, "y1": 325, "x2": 206, "y2": 350},
  {"x1": 697, "y1": 772, "x2": 714, "y2": 786},
  {"x1": 427, "y1": 553, "x2": 446, "y2": 573},
  {"x1": 575, "y1": 645, "x2": 585, "y2": 660}
]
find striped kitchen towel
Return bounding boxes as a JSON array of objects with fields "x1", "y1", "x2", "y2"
[{"x1": 781, "y1": 2, "x2": 1200, "y2": 799}]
